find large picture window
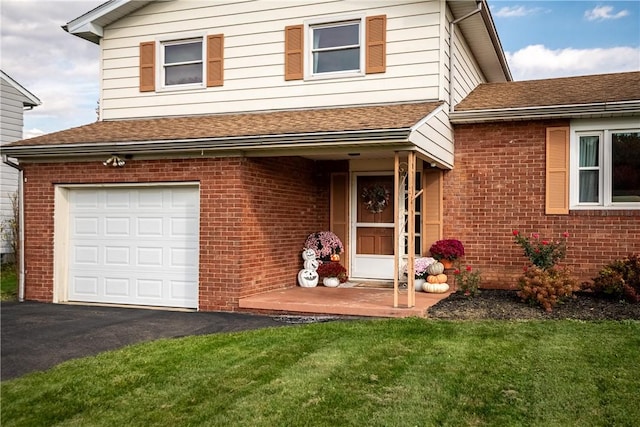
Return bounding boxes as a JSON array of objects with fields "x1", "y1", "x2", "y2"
[
  {"x1": 161, "y1": 38, "x2": 204, "y2": 87},
  {"x1": 612, "y1": 131, "x2": 640, "y2": 203},
  {"x1": 572, "y1": 122, "x2": 640, "y2": 208}
]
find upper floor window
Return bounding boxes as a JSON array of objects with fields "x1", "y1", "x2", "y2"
[
  {"x1": 571, "y1": 121, "x2": 640, "y2": 209},
  {"x1": 139, "y1": 34, "x2": 224, "y2": 92},
  {"x1": 310, "y1": 20, "x2": 362, "y2": 75},
  {"x1": 285, "y1": 14, "x2": 385, "y2": 81},
  {"x1": 161, "y1": 39, "x2": 204, "y2": 87}
]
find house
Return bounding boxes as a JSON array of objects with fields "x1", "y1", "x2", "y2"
[
  {"x1": 2, "y1": 0, "x2": 638, "y2": 312},
  {"x1": 0, "y1": 70, "x2": 40, "y2": 264}
]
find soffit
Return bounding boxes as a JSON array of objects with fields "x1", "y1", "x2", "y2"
[
  {"x1": 448, "y1": 0, "x2": 511, "y2": 82},
  {"x1": 64, "y1": 0, "x2": 153, "y2": 44}
]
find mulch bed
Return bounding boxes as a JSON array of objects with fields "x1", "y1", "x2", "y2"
[{"x1": 427, "y1": 289, "x2": 640, "y2": 320}]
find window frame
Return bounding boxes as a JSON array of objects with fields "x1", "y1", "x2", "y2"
[
  {"x1": 570, "y1": 118, "x2": 640, "y2": 210},
  {"x1": 158, "y1": 35, "x2": 206, "y2": 91},
  {"x1": 304, "y1": 14, "x2": 366, "y2": 80}
]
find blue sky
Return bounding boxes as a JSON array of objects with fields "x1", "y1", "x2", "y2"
[
  {"x1": 490, "y1": 0, "x2": 640, "y2": 80},
  {"x1": 1, "y1": 0, "x2": 638, "y2": 139}
]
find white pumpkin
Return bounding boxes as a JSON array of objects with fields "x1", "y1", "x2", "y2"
[
  {"x1": 297, "y1": 269, "x2": 319, "y2": 287},
  {"x1": 302, "y1": 248, "x2": 317, "y2": 261},
  {"x1": 423, "y1": 282, "x2": 449, "y2": 293},
  {"x1": 304, "y1": 259, "x2": 319, "y2": 271},
  {"x1": 427, "y1": 262, "x2": 445, "y2": 275}
]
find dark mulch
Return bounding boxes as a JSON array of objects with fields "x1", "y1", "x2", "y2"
[{"x1": 427, "y1": 289, "x2": 640, "y2": 320}]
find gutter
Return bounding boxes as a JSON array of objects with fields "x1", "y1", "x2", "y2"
[
  {"x1": 450, "y1": 101, "x2": 640, "y2": 124},
  {"x1": 1, "y1": 155, "x2": 25, "y2": 302},
  {"x1": 2, "y1": 128, "x2": 413, "y2": 158}
]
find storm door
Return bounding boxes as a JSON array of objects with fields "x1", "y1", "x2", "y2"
[{"x1": 351, "y1": 174, "x2": 395, "y2": 279}]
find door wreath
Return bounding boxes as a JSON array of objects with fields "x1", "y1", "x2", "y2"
[{"x1": 361, "y1": 184, "x2": 391, "y2": 214}]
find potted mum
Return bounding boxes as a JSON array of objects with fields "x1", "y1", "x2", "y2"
[
  {"x1": 429, "y1": 239, "x2": 465, "y2": 268},
  {"x1": 304, "y1": 231, "x2": 345, "y2": 262},
  {"x1": 316, "y1": 262, "x2": 348, "y2": 287}
]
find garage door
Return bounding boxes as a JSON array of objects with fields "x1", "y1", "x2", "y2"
[{"x1": 67, "y1": 186, "x2": 199, "y2": 309}]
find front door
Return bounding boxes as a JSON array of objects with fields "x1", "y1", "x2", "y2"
[{"x1": 351, "y1": 174, "x2": 395, "y2": 280}]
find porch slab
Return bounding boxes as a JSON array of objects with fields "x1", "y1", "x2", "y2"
[{"x1": 238, "y1": 285, "x2": 453, "y2": 318}]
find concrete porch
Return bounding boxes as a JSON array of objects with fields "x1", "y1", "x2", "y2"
[{"x1": 238, "y1": 283, "x2": 453, "y2": 318}]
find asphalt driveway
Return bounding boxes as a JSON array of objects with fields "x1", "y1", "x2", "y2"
[{"x1": 1, "y1": 302, "x2": 285, "y2": 381}]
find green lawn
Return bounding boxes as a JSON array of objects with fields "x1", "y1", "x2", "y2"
[
  {"x1": 0, "y1": 265, "x2": 17, "y2": 301},
  {"x1": 2, "y1": 319, "x2": 639, "y2": 426}
]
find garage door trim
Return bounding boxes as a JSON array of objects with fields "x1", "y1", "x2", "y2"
[{"x1": 53, "y1": 183, "x2": 200, "y2": 309}]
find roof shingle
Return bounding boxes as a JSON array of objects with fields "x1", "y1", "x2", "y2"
[
  {"x1": 8, "y1": 102, "x2": 442, "y2": 147},
  {"x1": 455, "y1": 71, "x2": 640, "y2": 111}
]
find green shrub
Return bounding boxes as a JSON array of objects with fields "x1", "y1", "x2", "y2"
[
  {"x1": 588, "y1": 254, "x2": 640, "y2": 303},
  {"x1": 517, "y1": 266, "x2": 579, "y2": 312}
]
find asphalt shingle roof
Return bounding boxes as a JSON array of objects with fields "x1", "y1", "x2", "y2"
[
  {"x1": 455, "y1": 71, "x2": 640, "y2": 111},
  {"x1": 8, "y1": 102, "x2": 443, "y2": 147}
]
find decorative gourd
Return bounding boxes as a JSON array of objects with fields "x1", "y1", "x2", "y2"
[
  {"x1": 436, "y1": 273, "x2": 448, "y2": 283},
  {"x1": 302, "y1": 248, "x2": 317, "y2": 261},
  {"x1": 427, "y1": 275, "x2": 439, "y2": 284},
  {"x1": 297, "y1": 269, "x2": 319, "y2": 287},
  {"x1": 427, "y1": 262, "x2": 444, "y2": 275},
  {"x1": 304, "y1": 259, "x2": 319, "y2": 271},
  {"x1": 424, "y1": 282, "x2": 449, "y2": 293}
]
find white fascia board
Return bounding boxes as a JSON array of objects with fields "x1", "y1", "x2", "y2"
[{"x1": 450, "y1": 101, "x2": 640, "y2": 124}]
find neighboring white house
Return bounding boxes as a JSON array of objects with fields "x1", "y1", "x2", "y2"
[{"x1": 0, "y1": 70, "x2": 41, "y2": 261}]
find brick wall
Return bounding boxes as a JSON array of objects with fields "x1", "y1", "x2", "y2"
[
  {"x1": 447, "y1": 120, "x2": 640, "y2": 288},
  {"x1": 21, "y1": 156, "x2": 331, "y2": 311}
]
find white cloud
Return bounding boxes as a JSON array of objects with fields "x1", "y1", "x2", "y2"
[
  {"x1": 23, "y1": 128, "x2": 45, "y2": 140},
  {"x1": 493, "y1": 5, "x2": 541, "y2": 18},
  {"x1": 584, "y1": 5, "x2": 629, "y2": 21},
  {"x1": 1, "y1": 0, "x2": 103, "y2": 136},
  {"x1": 506, "y1": 44, "x2": 640, "y2": 80}
]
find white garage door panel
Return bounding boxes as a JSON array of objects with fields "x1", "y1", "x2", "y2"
[{"x1": 67, "y1": 187, "x2": 199, "y2": 309}]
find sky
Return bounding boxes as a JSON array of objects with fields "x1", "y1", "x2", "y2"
[{"x1": 0, "y1": 0, "x2": 639, "y2": 139}]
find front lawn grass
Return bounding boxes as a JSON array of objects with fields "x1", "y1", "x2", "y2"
[
  {"x1": 2, "y1": 319, "x2": 639, "y2": 426},
  {"x1": 0, "y1": 265, "x2": 17, "y2": 301}
]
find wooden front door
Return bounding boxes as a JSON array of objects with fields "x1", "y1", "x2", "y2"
[{"x1": 351, "y1": 174, "x2": 395, "y2": 280}]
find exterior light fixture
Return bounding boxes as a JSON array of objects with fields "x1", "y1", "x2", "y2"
[{"x1": 103, "y1": 155, "x2": 125, "y2": 167}]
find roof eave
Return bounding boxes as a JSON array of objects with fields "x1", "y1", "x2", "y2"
[
  {"x1": 450, "y1": 101, "x2": 640, "y2": 124},
  {"x1": 63, "y1": 0, "x2": 152, "y2": 44},
  {"x1": 0, "y1": 70, "x2": 42, "y2": 107},
  {"x1": 449, "y1": 0, "x2": 512, "y2": 82},
  {"x1": 2, "y1": 128, "x2": 412, "y2": 159}
]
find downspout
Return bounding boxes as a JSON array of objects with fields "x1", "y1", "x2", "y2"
[
  {"x1": 449, "y1": 1, "x2": 483, "y2": 113},
  {"x1": 2, "y1": 155, "x2": 25, "y2": 302}
]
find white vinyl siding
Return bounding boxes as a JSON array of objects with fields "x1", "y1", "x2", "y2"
[
  {"x1": 444, "y1": 7, "x2": 485, "y2": 108},
  {"x1": 99, "y1": 0, "x2": 445, "y2": 120}
]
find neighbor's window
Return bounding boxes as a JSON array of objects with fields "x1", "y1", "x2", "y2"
[
  {"x1": 161, "y1": 38, "x2": 204, "y2": 87},
  {"x1": 573, "y1": 127, "x2": 640, "y2": 208},
  {"x1": 309, "y1": 19, "x2": 363, "y2": 76}
]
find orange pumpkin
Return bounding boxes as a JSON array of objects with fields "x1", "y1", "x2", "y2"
[
  {"x1": 427, "y1": 275, "x2": 439, "y2": 284},
  {"x1": 436, "y1": 273, "x2": 448, "y2": 283}
]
